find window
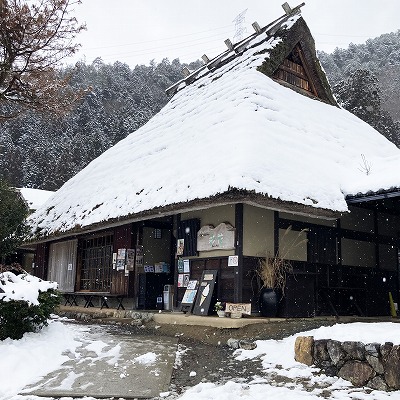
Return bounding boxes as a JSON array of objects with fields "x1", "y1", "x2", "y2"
[
  {"x1": 154, "y1": 228, "x2": 162, "y2": 239},
  {"x1": 80, "y1": 234, "x2": 113, "y2": 291},
  {"x1": 48, "y1": 239, "x2": 77, "y2": 292}
]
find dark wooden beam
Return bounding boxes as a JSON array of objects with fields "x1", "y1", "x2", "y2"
[
  {"x1": 234, "y1": 203, "x2": 244, "y2": 303},
  {"x1": 295, "y1": 44, "x2": 318, "y2": 97}
]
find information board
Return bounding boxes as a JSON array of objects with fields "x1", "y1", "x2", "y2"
[{"x1": 192, "y1": 270, "x2": 218, "y2": 316}]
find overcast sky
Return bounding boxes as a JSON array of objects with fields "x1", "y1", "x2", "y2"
[{"x1": 68, "y1": 0, "x2": 400, "y2": 68}]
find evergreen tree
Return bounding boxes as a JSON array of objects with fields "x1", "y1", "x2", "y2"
[
  {"x1": 334, "y1": 69, "x2": 400, "y2": 146},
  {"x1": 0, "y1": 179, "x2": 29, "y2": 261}
]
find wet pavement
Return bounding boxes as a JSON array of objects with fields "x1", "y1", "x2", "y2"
[{"x1": 23, "y1": 323, "x2": 178, "y2": 399}]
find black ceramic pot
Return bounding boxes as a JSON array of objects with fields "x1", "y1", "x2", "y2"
[{"x1": 259, "y1": 287, "x2": 279, "y2": 317}]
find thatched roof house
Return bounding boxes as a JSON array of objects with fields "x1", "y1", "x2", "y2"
[{"x1": 26, "y1": 4, "x2": 400, "y2": 317}]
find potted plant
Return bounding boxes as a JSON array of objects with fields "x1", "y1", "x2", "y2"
[
  {"x1": 214, "y1": 301, "x2": 225, "y2": 317},
  {"x1": 256, "y1": 226, "x2": 307, "y2": 317}
]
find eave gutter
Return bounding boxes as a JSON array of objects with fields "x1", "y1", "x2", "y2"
[{"x1": 346, "y1": 189, "x2": 400, "y2": 204}]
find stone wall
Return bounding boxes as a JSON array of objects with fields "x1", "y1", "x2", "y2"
[{"x1": 295, "y1": 336, "x2": 400, "y2": 391}]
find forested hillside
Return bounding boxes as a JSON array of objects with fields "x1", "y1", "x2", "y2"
[
  {"x1": 1, "y1": 30, "x2": 400, "y2": 191},
  {"x1": 0, "y1": 58, "x2": 200, "y2": 190},
  {"x1": 318, "y1": 30, "x2": 400, "y2": 145}
]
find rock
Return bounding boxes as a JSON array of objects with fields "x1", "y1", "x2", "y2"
[
  {"x1": 239, "y1": 340, "x2": 257, "y2": 350},
  {"x1": 327, "y1": 340, "x2": 346, "y2": 366},
  {"x1": 365, "y1": 354, "x2": 384, "y2": 374},
  {"x1": 380, "y1": 342, "x2": 393, "y2": 362},
  {"x1": 367, "y1": 376, "x2": 389, "y2": 391},
  {"x1": 338, "y1": 360, "x2": 375, "y2": 387},
  {"x1": 324, "y1": 365, "x2": 338, "y2": 377},
  {"x1": 227, "y1": 338, "x2": 240, "y2": 349},
  {"x1": 294, "y1": 336, "x2": 314, "y2": 366},
  {"x1": 314, "y1": 339, "x2": 330, "y2": 366},
  {"x1": 342, "y1": 341, "x2": 365, "y2": 360},
  {"x1": 384, "y1": 345, "x2": 400, "y2": 389},
  {"x1": 365, "y1": 343, "x2": 380, "y2": 357}
]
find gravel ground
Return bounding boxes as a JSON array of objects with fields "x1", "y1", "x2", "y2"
[
  {"x1": 60, "y1": 311, "x2": 394, "y2": 398},
  {"x1": 92, "y1": 316, "x2": 339, "y2": 397}
]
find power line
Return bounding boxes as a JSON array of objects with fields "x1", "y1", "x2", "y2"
[{"x1": 82, "y1": 24, "x2": 233, "y2": 51}]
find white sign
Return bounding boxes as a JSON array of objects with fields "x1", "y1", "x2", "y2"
[
  {"x1": 225, "y1": 302, "x2": 252, "y2": 315},
  {"x1": 197, "y1": 222, "x2": 236, "y2": 251},
  {"x1": 228, "y1": 255, "x2": 239, "y2": 266}
]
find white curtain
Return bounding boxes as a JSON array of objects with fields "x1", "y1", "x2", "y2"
[{"x1": 48, "y1": 240, "x2": 77, "y2": 292}]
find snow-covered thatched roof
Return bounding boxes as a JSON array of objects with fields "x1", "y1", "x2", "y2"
[
  {"x1": 28, "y1": 10, "x2": 400, "y2": 240},
  {"x1": 19, "y1": 187, "x2": 54, "y2": 211}
]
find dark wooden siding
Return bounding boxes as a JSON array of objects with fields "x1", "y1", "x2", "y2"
[
  {"x1": 34, "y1": 243, "x2": 48, "y2": 279},
  {"x1": 178, "y1": 219, "x2": 200, "y2": 257},
  {"x1": 111, "y1": 224, "x2": 133, "y2": 295}
]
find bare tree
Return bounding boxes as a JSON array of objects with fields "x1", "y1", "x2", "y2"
[{"x1": 0, "y1": 0, "x2": 85, "y2": 119}]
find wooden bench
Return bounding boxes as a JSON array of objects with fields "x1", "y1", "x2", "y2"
[{"x1": 63, "y1": 292, "x2": 125, "y2": 310}]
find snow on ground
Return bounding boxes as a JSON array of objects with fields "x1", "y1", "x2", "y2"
[{"x1": 3, "y1": 321, "x2": 400, "y2": 399}]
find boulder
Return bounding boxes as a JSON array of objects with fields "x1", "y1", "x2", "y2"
[
  {"x1": 338, "y1": 360, "x2": 375, "y2": 387},
  {"x1": 342, "y1": 341, "x2": 365, "y2": 360},
  {"x1": 294, "y1": 336, "x2": 314, "y2": 366},
  {"x1": 367, "y1": 376, "x2": 389, "y2": 391},
  {"x1": 314, "y1": 339, "x2": 330, "y2": 366},
  {"x1": 327, "y1": 339, "x2": 346, "y2": 366},
  {"x1": 365, "y1": 354, "x2": 384, "y2": 374},
  {"x1": 365, "y1": 343, "x2": 380, "y2": 357},
  {"x1": 384, "y1": 345, "x2": 400, "y2": 389},
  {"x1": 380, "y1": 342, "x2": 393, "y2": 363}
]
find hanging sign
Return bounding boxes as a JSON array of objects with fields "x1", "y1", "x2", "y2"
[{"x1": 197, "y1": 223, "x2": 235, "y2": 251}]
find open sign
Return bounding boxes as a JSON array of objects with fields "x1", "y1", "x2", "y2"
[{"x1": 225, "y1": 302, "x2": 251, "y2": 315}]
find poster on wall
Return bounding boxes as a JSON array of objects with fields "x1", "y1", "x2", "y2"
[
  {"x1": 144, "y1": 265, "x2": 155, "y2": 273},
  {"x1": 135, "y1": 245, "x2": 144, "y2": 268},
  {"x1": 116, "y1": 248, "x2": 126, "y2": 271},
  {"x1": 180, "y1": 280, "x2": 199, "y2": 313},
  {"x1": 125, "y1": 249, "x2": 135, "y2": 271},
  {"x1": 183, "y1": 273, "x2": 190, "y2": 287},
  {"x1": 177, "y1": 239, "x2": 184, "y2": 255},
  {"x1": 177, "y1": 259, "x2": 184, "y2": 273},
  {"x1": 183, "y1": 259, "x2": 190, "y2": 273}
]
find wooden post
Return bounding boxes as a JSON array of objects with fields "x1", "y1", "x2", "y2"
[
  {"x1": 234, "y1": 203, "x2": 244, "y2": 303},
  {"x1": 274, "y1": 211, "x2": 279, "y2": 255}
]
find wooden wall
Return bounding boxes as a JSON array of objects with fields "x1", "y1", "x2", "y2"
[
  {"x1": 112, "y1": 223, "x2": 134, "y2": 295},
  {"x1": 34, "y1": 243, "x2": 48, "y2": 279}
]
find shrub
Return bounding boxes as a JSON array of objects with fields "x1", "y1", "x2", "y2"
[
  {"x1": 0, "y1": 288, "x2": 62, "y2": 340},
  {"x1": 0, "y1": 265, "x2": 61, "y2": 340}
]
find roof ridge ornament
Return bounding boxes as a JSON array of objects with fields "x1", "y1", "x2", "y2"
[{"x1": 282, "y1": 2, "x2": 305, "y2": 15}]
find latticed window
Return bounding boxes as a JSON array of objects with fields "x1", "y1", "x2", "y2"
[{"x1": 80, "y1": 234, "x2": 113, "y2": 291}]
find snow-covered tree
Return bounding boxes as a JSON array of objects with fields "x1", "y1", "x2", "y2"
[
  {"x1": 0, "y1": 179, "x2": 29, "y2": 261},
  {"x1": 334, "y1": 69, "x2": 400, "y2": 146},
  {"x1": 0, "y1": 0, "x2": 85, "y2": 119}
]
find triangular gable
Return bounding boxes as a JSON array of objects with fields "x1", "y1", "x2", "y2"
[
  {"x1": 273, "y1": 43, "x2": 318, "y2": 97},
  {"x1": 257, "y1": 16, "x2": 337, "y2": 106}
]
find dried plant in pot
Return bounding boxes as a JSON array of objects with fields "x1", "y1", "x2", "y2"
[{"x1": 256, "y1": 226, "x2": 308, "y2": 317}]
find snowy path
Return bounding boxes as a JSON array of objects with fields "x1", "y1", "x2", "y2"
[{"x1": 3, "y1": 319, "x2": 400, "y2": 399}]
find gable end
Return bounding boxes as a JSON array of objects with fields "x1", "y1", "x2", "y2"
[{"x1": 273, "y1": 43, "x2": 318, "y2": 96}]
